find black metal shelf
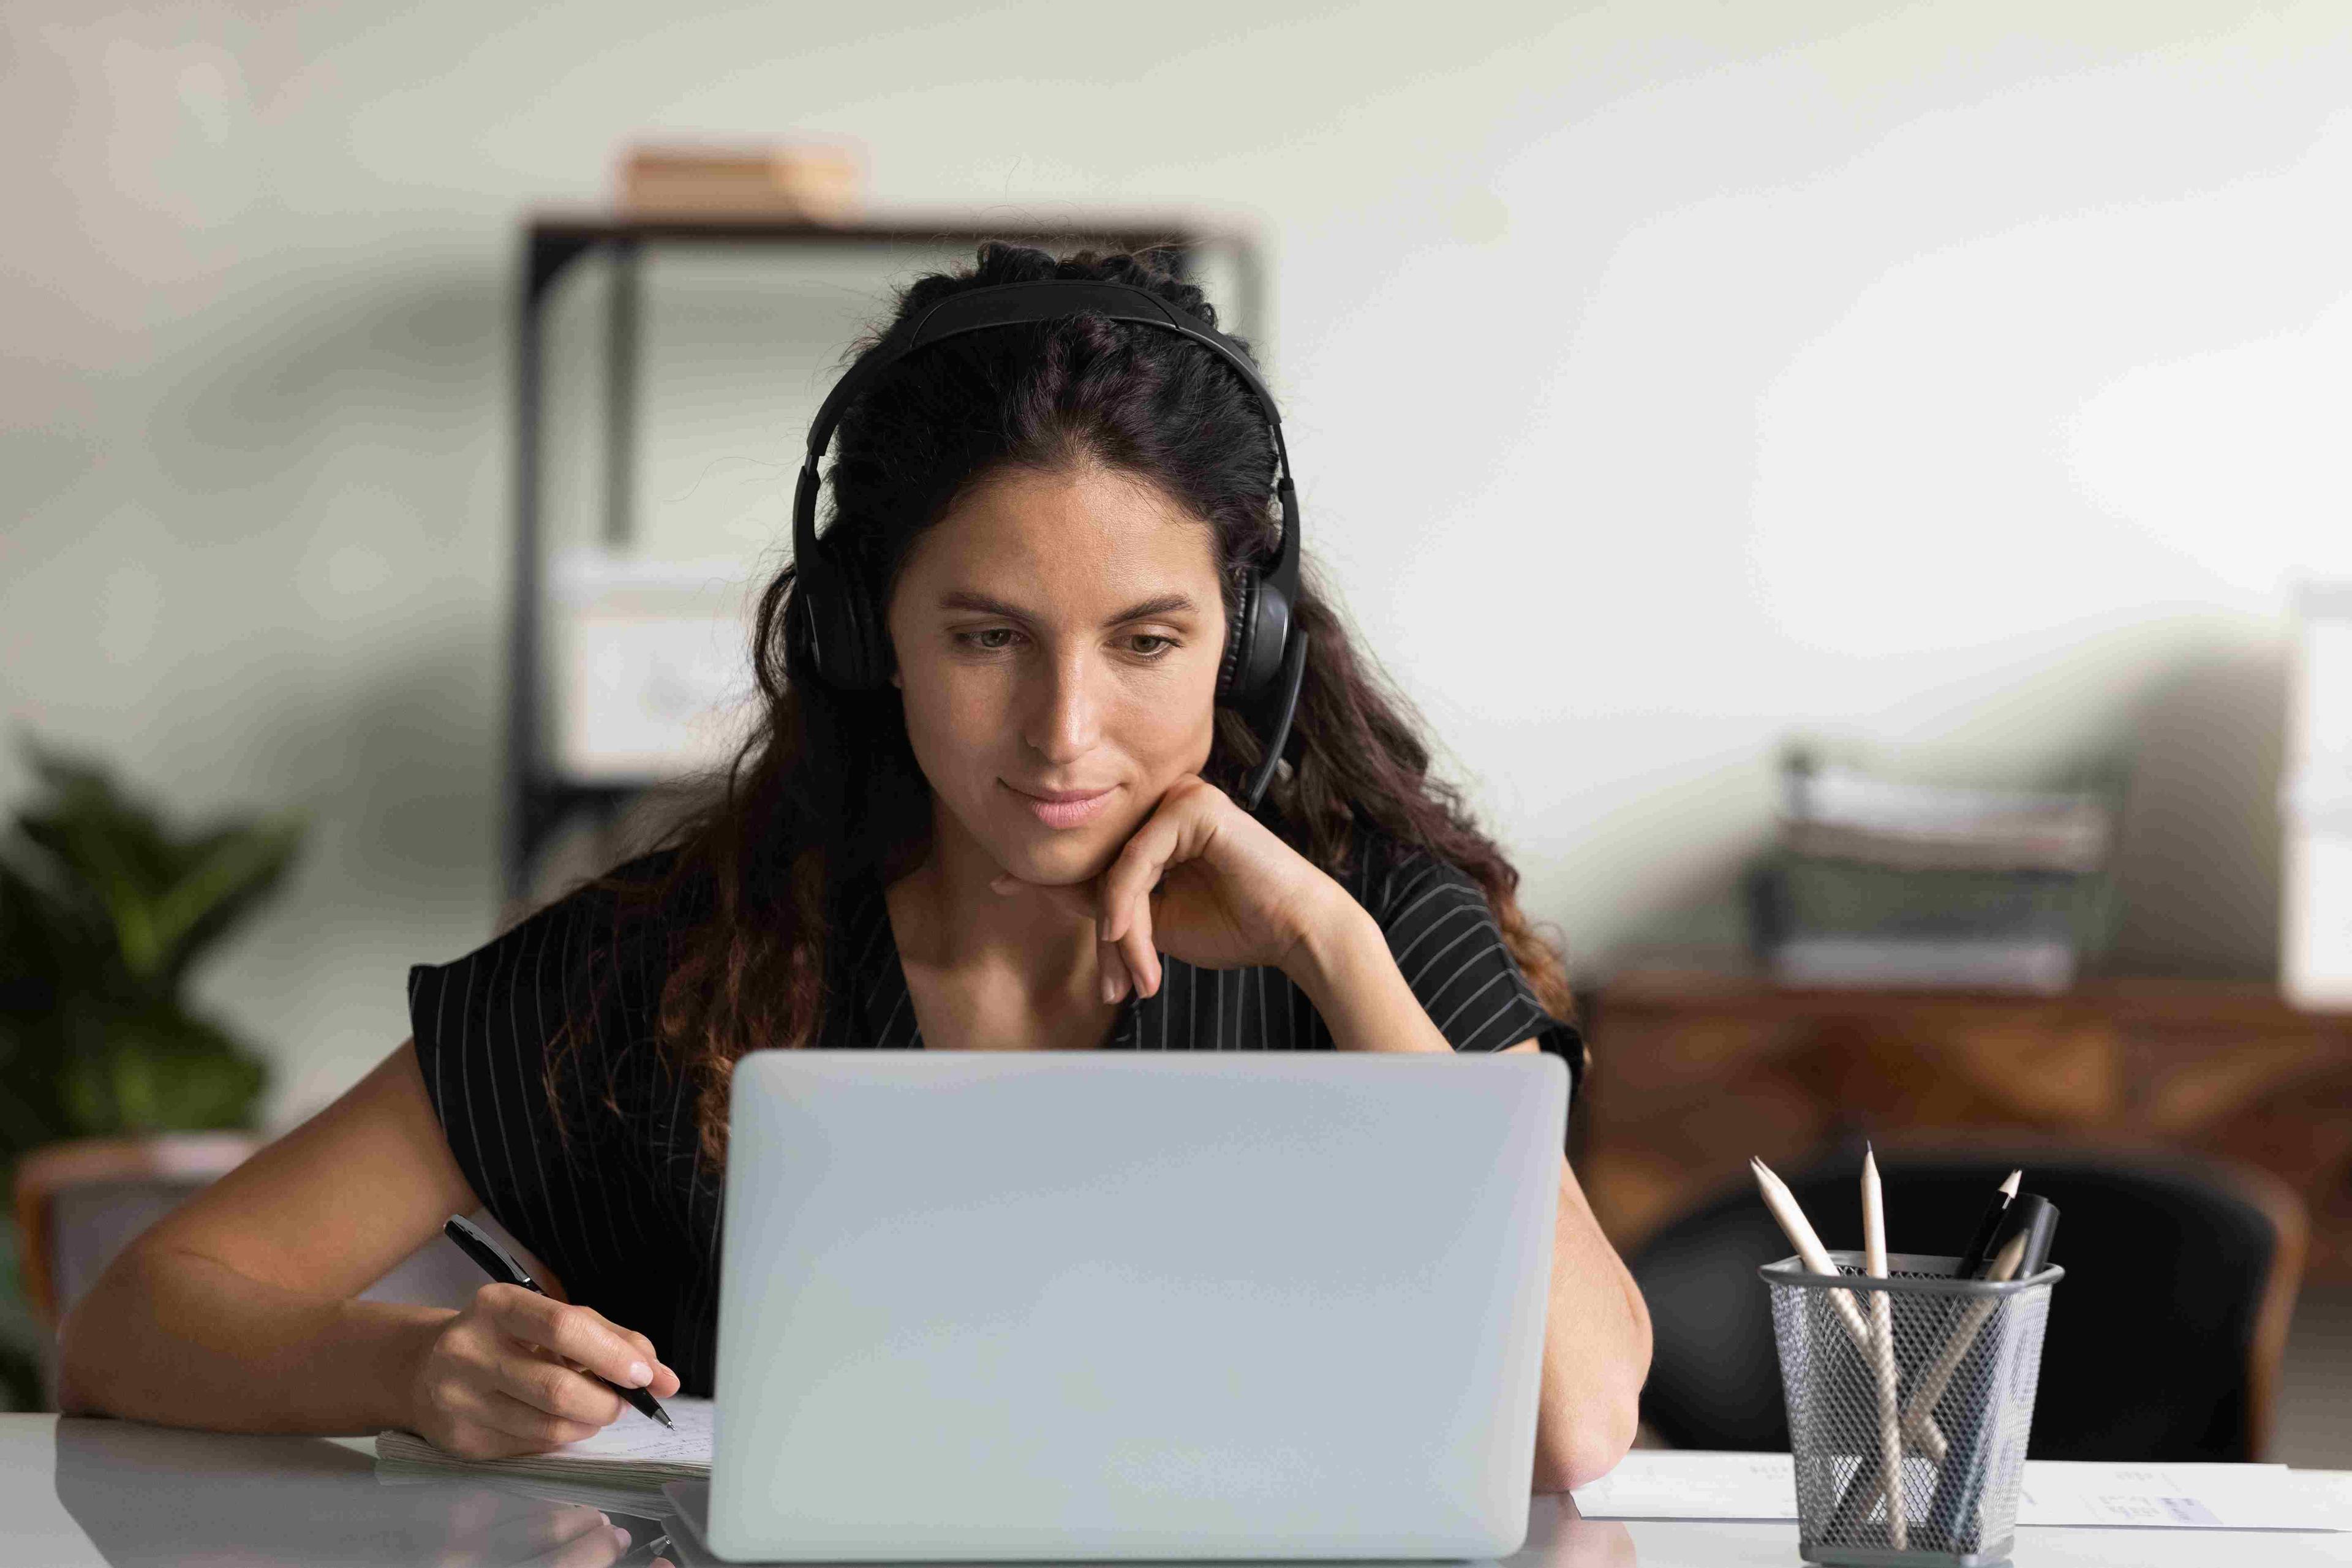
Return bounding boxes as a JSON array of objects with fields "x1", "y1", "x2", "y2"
[{"x1": 506, "y1": 209, "x2": 1266, "y2": 903}]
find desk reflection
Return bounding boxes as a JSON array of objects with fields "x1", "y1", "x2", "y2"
[
  {"x1": 648, "y1": 1491, "x2": 1635, "y2": 1568},
  {"x1": 46, "y1": 1416, "x2": 1632, "y2": 1568},
  {"x1": 50, "y1": 1416, "x2": 674, "y2": 1567}
]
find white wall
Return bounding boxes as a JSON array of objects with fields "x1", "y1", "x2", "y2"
[{"x1": 7, "y1": 1, "x2": 2350, "y2": 1126}]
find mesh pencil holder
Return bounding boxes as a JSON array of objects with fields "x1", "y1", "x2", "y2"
[{"x1": 1760, "y1": 1251, "x2": 2062, "y2": 1568}]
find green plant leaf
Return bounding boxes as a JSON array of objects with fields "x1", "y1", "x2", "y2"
[
  {"x1": 56, "y1": 1003, "x2": 268, "y2": 1135},
  {"x1": 1, "y1": 730, "x2": 293, "y2": 1158},
  {"x1": 149, "y1": 815, "x2": 306, "y2": 990},
  {"x1": 0, "y1": 855, "x2": 116, "y2": 995},
  {"x1": 11, "y1": 741, "x2": 307, "y2": 987}
]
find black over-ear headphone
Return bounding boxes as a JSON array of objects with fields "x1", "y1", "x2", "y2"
[{"x1": 786, "y1": 278, "x2": 1311, "y2": 814}]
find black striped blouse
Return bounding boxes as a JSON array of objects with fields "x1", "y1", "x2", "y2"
[{"x1": 407, "y1": 828, "x2": 1585, "y2": 1396}]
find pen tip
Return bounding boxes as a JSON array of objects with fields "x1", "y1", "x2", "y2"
[
  {"x1": 2002, "y1": 1168, "x2": 2022, "y2": 1197},
  {"x1": 657, "y1": 1409, "x2": 675, "y2": 1430}
]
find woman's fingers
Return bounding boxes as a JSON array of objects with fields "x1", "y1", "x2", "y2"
[
  {"x1": 428, "y1": 1499, "x2": 617, "y2": 1568},
  {"x1": 990, "y1": 810, "x2": 1202, "y2": 1001},
  {"x1": 480, "y1": 1386, "x2": 608, "y2": 1447},
  {"x1": 481, "y1": 1287, "x2": 662, "y2": 1394},
  {"x1": 611, "y1": 1327, "x2": 677, "y2": 1392},
  {"x1": 992, "y1": 867, "x2": 1153, "y2": 1000},
  {"x1": 1101, "y1": 796, "x2": 1200, "y2": 944},
  {"x1": 1105, "y1": 879, "x2": 1161, "y2": 1001},
  {"x1": 1118, "y1": 889, "x2": 1161, "y2": 996},
  {"x1": 1098, "y1": 937, "x2": 1131, "y2": 1004},
  {"x1": 438, "y1": 1378, "x2": 607, "y2": 1450},
  {"x1": 529, "y1": 1515, "x2": 636, "y2": 1568},
  {"x1": 491, "y1": 1346, "x2": 628, "y2": 1427}
]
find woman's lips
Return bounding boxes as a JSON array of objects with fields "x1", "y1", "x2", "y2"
[{"x1": 1003, "y1": 780, "x2": 1116, "y2": 829}]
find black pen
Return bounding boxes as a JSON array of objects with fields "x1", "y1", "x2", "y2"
[
  {"x1": 442, "y1": 1215, "x2": 674, "y2": 1430},
  {"x1": 1954, "y1": 1168, "x2": 2022, "y2": 1278},
  {"x1": 616, "y1": 1529, "x2": 674, "y2": 1567}
]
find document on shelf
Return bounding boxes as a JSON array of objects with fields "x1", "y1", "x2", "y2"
[
  {"x1": 374, "y1": 1396, "x2": 714, "y2": 1490},
  {"x1": 1570, "y1": 1451, "x2": 2342, "y2": 1531}
]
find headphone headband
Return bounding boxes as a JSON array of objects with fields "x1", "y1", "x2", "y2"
[
  {"x1": 794, "y1": 279, "x2": 1297, "y2": 606},
  {"x1": 805, "y1": 281, "x2": 1286, "y2": 461}
]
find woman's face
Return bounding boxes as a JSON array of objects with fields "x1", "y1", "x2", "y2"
[{"x1": 887, "y1": 460, "x2": 1227, "y2": 885}]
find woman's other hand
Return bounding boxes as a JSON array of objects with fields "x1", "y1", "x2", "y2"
[
  {"x1": 990, "y1": 772, "x2": 1347, "y2": 1001},
  {"x1": 407, "y1": 1283, "x2": 682, "y2": 1459}
]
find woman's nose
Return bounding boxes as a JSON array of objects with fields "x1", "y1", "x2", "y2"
[{"x1": 1022, "y1": 647, "x2": 1102, "y2": 763}]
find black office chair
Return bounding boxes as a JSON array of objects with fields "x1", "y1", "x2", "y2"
[{"x1": 1629, "y1": 1139, "x2": 2306, "y2": 1461}]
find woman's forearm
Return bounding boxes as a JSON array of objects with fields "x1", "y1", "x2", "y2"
[
  {"x1": 1528, "y1": 1154, "x2": 1653, "y2": 1491},
  {"x1": 1280, "y1": 898, "x2": 1452, "y2": 1054},
  {"x1": 58, "y1": 1243, "x2": 451, "y2": 1436},
  {"x1": 1283, "y1": 898, "x2": 1651, "y2": 1487}
]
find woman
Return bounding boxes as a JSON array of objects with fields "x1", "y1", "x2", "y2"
[{"x1": 59, "y1": 243, "x2": 1651, "y2": 1496}]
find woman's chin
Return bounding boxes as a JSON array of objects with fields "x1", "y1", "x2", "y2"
[
  {"x1": 1000, "y1": 837, "x2": 1107, "y2": 884},
  {"x1": 993, "y1": 817, "x2": 1122, "y2": 883}
]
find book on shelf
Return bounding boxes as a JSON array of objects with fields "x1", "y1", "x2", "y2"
[{"x1": 618, "y1": 141, "x2": 864, "y2": 220}]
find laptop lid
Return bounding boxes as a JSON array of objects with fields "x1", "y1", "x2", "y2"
[{"x1": 707, "y1": 1051, "x2": 1566, "y2": 1561}]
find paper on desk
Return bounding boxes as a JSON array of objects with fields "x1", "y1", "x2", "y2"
[
  {"x1": 1570, "y1": 1451, "x2": 1797, "y2": 1521},
  {"x1": 2019, "y1": 1461, "x2": 2335, "y2": 1530},
  {"x1": 374, "y1": 1395, "x2": 714, "y2": 1490},
  {"x1": 1572, "y1": 1452, "x2": 2342, "y2": 1531}
]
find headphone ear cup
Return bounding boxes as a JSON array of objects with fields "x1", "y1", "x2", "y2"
[
  {"x1": 797, "y1": 541, "x2": 891, "y2": 692},
  {"x1": 1243, "y1": 575, "x2": 1293, "y2": 701},
  {"x1": 1217, "y1": 567, "x2": 1259, "y2": 702},
  {"x1": 834, "y1": 548, "x2": 891, "y2": 691}
]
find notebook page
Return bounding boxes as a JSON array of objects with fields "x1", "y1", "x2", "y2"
[
  {"x1": 532, "y1": 1395, "x2": 714, "y2": 1467},
  {"x1": 376, "y1": 1395, "x2": 714, "y2": 1483}
]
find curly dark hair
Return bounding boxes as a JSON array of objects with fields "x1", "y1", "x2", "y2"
[{"x1": 546, "y1": 239, "x2": 1577, "y2": 1171}]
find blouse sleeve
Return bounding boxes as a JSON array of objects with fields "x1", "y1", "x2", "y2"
[
  {"x1": 405, "y1": 875, "x2": 648, "y2": 1305},
  {"x1": 1362, "y1": 837, "x2": 1587, "y2": 1100}
]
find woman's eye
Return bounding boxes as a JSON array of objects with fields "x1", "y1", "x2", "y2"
[{"x1": 955, "y1": 628, "x2": 1173, "y2": 657}]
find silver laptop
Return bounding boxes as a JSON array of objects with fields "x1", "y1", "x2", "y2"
[{"x1": 701, "y1": 1050, "x2": 1567, "y2": 1561}]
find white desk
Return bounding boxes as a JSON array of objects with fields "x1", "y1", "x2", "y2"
[{"x1": 2, "y1": 1415, "x2": 2346, "y2": 1567}]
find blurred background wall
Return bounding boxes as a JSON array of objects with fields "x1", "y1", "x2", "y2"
[{"x1": 7, "y1": 0, "x2": 2351, "y2": 1128}]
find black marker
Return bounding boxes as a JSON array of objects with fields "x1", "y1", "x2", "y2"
[
  {"x1": 1925, "y1": 1194, "x2": 2060, "y2": 1548},
  {"x1": 443, "y1": 1215, "x2": 674, "y2": 1430},
  {"x1": 1980, "y1": 1193, "x2": 2059, "y2": 1281}
]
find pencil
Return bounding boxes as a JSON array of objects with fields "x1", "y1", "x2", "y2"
[
  {"x1": 1861, "y1": 1144, "x2": 1905, "y2": 1549},
  {"x1": 1749, "y1": 1157, "x2": 1872, "y2": 1352}
]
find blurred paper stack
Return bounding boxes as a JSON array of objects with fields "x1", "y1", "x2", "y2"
[
  {"x1": 1746, "y1": 741, "x2": 2129, "y2": 993},
  {"x1": 2282, "y1": 582, "x2": 2352, "y2": 1009}
]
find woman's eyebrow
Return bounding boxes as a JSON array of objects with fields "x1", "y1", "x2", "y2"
[{"x1": 937, "y1": 590, "x2": 1200, "y2": 626}]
